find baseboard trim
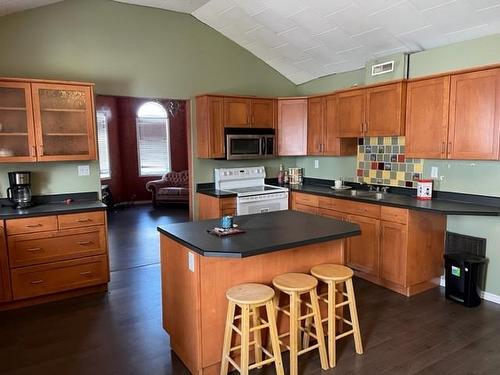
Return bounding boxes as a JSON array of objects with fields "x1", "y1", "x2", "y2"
[{"x1": 440, "y1": 275, "x2": 500, "y2": 305}]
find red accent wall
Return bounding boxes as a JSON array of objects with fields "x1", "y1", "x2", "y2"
[{"x1": 96, "y1": 95, "x2": 188, "y2": 203}]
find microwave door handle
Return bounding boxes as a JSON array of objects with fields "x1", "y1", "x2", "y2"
[{"x1": 261, "y1": 137, "x2": 266, "y2": 155}]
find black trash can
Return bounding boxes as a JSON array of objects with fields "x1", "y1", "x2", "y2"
[{"x1": 444, "y1": 253, "x2": 487, "y2": 307}]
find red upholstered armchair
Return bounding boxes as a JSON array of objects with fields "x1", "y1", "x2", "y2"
[{"x1": 146, "y1": 170, "x2": 189, "y2": 207}]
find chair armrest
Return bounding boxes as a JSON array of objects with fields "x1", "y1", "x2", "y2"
[{"x1": 146, "y1": 179, "x2": 169, "y2": 192}]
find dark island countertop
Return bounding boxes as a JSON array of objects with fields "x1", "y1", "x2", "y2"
[
  {"x1": 290, "y1": 184, "x2": 500, "y2": 216},
  {"x1": 158, "y1": 210, "x2": 360, "y2": 258},
  {"x1": 0, "y1": 201, "x2": 107, "y2": 220}
]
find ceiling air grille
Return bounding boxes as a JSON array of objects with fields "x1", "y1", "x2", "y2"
[{"x1": 371, "y1": 60, "x2": 395, "y2": 76}]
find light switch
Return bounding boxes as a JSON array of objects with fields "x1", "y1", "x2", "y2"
[
  {"x1": 78, "y1": 165, "x2": 90, "y2": 176},
  {"x1": 431, "y1": 167, "x2": 438, "y2": 178},
  {"x1": 314, "y1": 159, "x2": 319, "y2": 168},
  {"x1": 188, "y1": 252, "x2": 195, "y2": 272}
]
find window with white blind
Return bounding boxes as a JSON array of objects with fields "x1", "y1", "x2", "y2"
[
  {"x1": 96, "y1": 111, "x2": 111, "y2": 179},
  {"x1": 136, "y1": 102, "x2": 170, "y2": 177}
]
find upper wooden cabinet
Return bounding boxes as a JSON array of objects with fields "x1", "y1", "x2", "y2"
[
  {"x1": 338, "y1": 82, "x2": 406, "y2": 137},
  {"x1": 405, "y1": 76, "x2": 450, "y2": 159},
  {"x1": 0, "y1": 81, "x2": 36, "y2": 162},
  {"x1": 32, "y1": 83, "x2": 96, "y2": 161},
  {"x1": 448, "y1": 68, "x2": 500, "y2": 160},
  {"x1": 196, "y1": 96, "x2": 225, "y2": 159},
  {"x1": 251, "y1": 99, "x2": 275, "y2": 128},
  {"x1": 223, "y1": 97, "x2": 275, "y2": 128},
  {"x1": 223, "y1": 97, "x2": 251, "y2": 128},
  {"x1": 406, "y1": 68, "x2": 500, "y2": 160},
  {"x1": 277, "y1": 98, "x2": 308, "y2": 156},
  {"x1": 307, "y1": 97, "x2": 324, "y2": 155},
  {"x1": 308, "y1": 95, "x2": 357, "y2": 156},
  {"x1": 0, "y1": 79, "x2": 97, "y2": 163}
]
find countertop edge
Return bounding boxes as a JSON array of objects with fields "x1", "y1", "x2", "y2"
[
  {"x1": 290, "y1": 187, "x2": 500, "y2": 216},
  {"x1": 158, "y1": 226, "x2": 361, "y2": 258},
  {"x1": 0, "y1": 203, "x2": 107, "y2": 220}
]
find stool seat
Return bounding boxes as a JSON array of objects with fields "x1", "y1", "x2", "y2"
[
  {"x1": 272, "y1": 272, "x2": 318, "y2": 292},
  {"x1": 226, "y1": 283, "x2": 275, "y2": 305},
  {"x1": 311, "y1": 264, "x2": 354, "y2": 282}
]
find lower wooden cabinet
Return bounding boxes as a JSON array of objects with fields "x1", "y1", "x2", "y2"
[
  {"x1": 380, "y1": 220, "x2": 407, "y2": 286},
  {"x1": 0, "y1": 223, "x2": 12, "y2": 302},
  {"x1": 291, "y1": 192, "x2": 446, "y2": 296},
  {"x1": 11, "y1": 255, "x2": 108, "y2": 300},
  {"x1": 0, "y1": 210, "x2": 109, "y2": 309},
  {"x1": 345, "y1": 214, "x2": 380, "y2": 279},
  {"x1": 198, "y1": 193, "x2": 236, "y2": 220}
]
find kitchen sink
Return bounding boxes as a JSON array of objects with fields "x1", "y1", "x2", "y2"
[{"x1": 343, "y1": 190, "x2": 386, "y2": 200}]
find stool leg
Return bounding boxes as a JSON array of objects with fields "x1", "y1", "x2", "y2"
[
  {"x1": 252, "y1": 305, "x2": 263, "y2": 368},
  {"x1": 327, "y1": 281, "x2": 336, "y2": 368},
  {"x1": 302, "y1": 307, "x2": 312, "y2": 349},
  {"x1": 240, "y1": 304, "x2": 251, "y2": 375},
  {"x1": 289, "y1": 292, "x2": 300, "y2": 375},
  {"x1": 220, "y1": 301, "x2": 236, "y2": 375},
  {"x1": 310, "y1": 288, "x2": 329, "y2": 370},
  {"x1": 265, "y1": 300, "x2": 285, "y2": 375},
  {"x1": 346, "y1": 278, "x2": 363, "y2": 355}
]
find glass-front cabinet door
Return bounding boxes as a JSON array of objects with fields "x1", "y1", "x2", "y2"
[
  {"x1": 32, "y1": 83, "x2": 97, "y2": 161},
  {"x1": 0, "y1": 82, "x2": 36, "y2": 162}
]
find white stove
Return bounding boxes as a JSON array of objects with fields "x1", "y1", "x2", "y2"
[{"x1": 214, "y1": 166, "x2": 289, "y2": 215}]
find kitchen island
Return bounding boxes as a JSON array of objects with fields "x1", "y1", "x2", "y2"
[{"x1": 158, "y1": 210, "x2": 360, "y2": 375}]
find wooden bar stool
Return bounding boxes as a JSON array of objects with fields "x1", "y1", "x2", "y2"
[
  {"x1": 220, "y1": 283, "x2": 284, "y2": 375},
  {"x1": 309, "y1": 264, "x2": 363, "y2": 368},
  {"x1": 272, "y1": 273, "x2": 329, "y2": 375}
]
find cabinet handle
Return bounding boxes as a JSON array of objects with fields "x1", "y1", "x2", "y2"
[
  {"x1": 80, "y1": 271, "x2": 93, "y2": 276},
  {"x1": 38, "y1": 145, "x2": 44, "y2": 156},
  {"x1": 77, "y1": 240, "x2": 93, "y2": 245},
  {"x1": 448, "y1": 142, "x2": 452, "y2": 155},
  {"x1": 77, "y1": 218, "x2": 91, "y2": 223},
  {"x1": 26, "y1": 224, "x2": 42, "y2": 228},
  {"x1": 27, "y1": 247, "x2": 43, "y2": 252},
  {"x1": 31, "y1": 280, "x2": 44, "y2": 285},
  {"x1": 441, "y1": 142, "x2": 446, "y2": 153},
  {"x1": 31, "y1": 145, "x2": 36, "y2": 157}
]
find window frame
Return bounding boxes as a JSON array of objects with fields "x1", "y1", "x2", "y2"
[
  {"x1": 96, "y1": 110, "x2": 111, "y2": 180},
  {"x1": 135, "y1": 102, "x2": 171, "y2": 177}
]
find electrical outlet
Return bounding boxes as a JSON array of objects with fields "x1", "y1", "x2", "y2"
[
  {"x1": 77, "y1": 165, "x2": 90, "y2": 176},
  {"x1": 431, "y1": 167, "x2": 438, "y2": 178},
  {"x1": 188, "y1": 252, "x2": 195, "y2": 272},
  {"x1": 314, "y1": 159, "x2": 319, "y2": 168}
]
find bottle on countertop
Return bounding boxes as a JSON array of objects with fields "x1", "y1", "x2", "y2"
[
  {"x1": 277, "y1": 163, "x2": 285, "y2": 185},
  {"x1": 284, "y1": 169, "x2": 289, "y2": 184}
]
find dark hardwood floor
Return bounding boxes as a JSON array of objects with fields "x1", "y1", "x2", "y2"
[
  {"x1": 107, "y1": 203, "x2": 189, "y2": 271},
  {"x1": 1, "y1": 205, "x2": 499, "y2": 374}
]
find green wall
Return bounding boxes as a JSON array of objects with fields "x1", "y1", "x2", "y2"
[{"x1": 0, "y1": 0, "x2": 297, "y2": 200}]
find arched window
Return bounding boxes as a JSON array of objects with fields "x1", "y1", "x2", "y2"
[{"x1": 136, "y1": 101, "x2": 171, "y2": 176}]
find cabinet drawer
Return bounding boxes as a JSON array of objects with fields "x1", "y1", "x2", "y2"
[
  {"x1": 293, "y1": 192, "x2": 319, "y2": 207},
  {"x1": 381, "y1": 206, "x2": 408, "y2": 224},
  {"x1": 320, "y1": 197, "x2": 380, "y2": 219},
  {"x1": 58, "y1": 211, "x2": 105, "y2": 230},
  {"x1": 220, "y1": 198, "x2": 236, "y2": 210},
  {"x1": 8, "y1": 226, "x2": 107, "y2": 268},
  {"x1": 11, "y1": 255, "x2": 109, "y2": 300},
  {"x1": 6, "y1": 216, "x2": 58, "y2": 235}
]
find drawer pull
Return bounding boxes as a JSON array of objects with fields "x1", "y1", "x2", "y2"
[
  {"x1": 27, "y1": 247, "x2": 43, "y2": 252},
  {"x1": 26, "y1": 224, "x2": 42, "y2": 228},
  {"x1": 31, "y1": 280, "x2": 44, "y2": 285},
  {"x1": 77, "y1": 240, "x2": 94, "y2": 246},
  {"x1": 80, "y1": 271, "x2": 93, "y2": 276},
  {"x1": 77, "y1": 218, "x2": 92, "y2": 223}
]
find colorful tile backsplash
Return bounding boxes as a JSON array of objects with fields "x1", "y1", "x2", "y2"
[{"x1": 356, "y1": 137, "x2": 423, "y2": 188}]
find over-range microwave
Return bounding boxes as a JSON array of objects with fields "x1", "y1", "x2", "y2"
[{"x1": 225, "y1": 128, "x2": 276, "y2": 160}]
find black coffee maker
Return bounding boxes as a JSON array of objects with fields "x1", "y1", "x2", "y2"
[{"x1": 7, "y1": 171, "x2": 33, "y2": 208}]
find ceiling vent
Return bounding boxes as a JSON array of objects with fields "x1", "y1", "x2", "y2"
[{"x1": 371, "y1": 60, "x2": 395, "y2": 76}]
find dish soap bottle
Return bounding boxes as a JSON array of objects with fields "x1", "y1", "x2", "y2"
[{"x1": 277, "y1": 164, "x2": 285, "y2": 185}]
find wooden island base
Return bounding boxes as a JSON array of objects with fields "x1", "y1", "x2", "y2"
[{"x1": 160, "y1": 236, "x2": 345, "y2": 375}]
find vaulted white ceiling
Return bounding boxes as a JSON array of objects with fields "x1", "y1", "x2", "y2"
[{"x1": 2, "y1": 0, "x2": 500, "y2": 84}]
